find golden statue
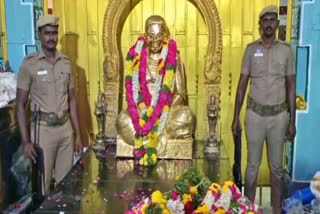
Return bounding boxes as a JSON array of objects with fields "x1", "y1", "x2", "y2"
[
  {"x1": 207, "y1": 94, "x2": 219, "y2": 140},
  {"x1": 204, "y1": 94, "x2": 220, "y2": 156},
  {"x1": 116, "y1": 15, "x2": 194, "y2": 164},
  {"x1": 296, "y1": 95, "x2": 307, "y2": 110},
  {"x1": 93, "y1": 91, "x2": 107, "y2": 151}
]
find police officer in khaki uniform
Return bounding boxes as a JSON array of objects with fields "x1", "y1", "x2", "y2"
[
  {"x1": 232, "y1": 6, "x2": 296, "y2": 214},
  {"x1": 16, "y1": 15, "x2": 83, "y2": 194}
]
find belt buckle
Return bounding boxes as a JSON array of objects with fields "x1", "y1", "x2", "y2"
[
  {"x1": 57, "y1": 111, "x2": 63, "y2": 118},
  {"x1": 48, "y1": 113, "x2": 56, "y2": 119}
]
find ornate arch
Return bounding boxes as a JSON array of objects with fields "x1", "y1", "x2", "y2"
[{"x1": 102, "y1": 0, "x2": 223, "y2": 139}]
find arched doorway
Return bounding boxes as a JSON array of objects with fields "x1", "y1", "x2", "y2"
[{"x1": 102, "y1": 0, "x2": 222, "y2": 139}]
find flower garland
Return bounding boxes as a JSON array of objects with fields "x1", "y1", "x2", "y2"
[
  {"x1": 125, "y1": 35, "x2": 177, "y2": 166},
  {"x1": 125, "y1": 168, "x2": 262, "y2": 214}
]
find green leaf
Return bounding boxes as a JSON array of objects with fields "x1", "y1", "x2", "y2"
[
  {"x1": 125, "y1": 76, "x2": 132, "y2": 81},
  {"x1": 147, "y1": 148, "x2": 157, "y2": 156}
]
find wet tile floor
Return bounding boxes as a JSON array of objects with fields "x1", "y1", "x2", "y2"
[{"x1": 33, "y1": 141, "x2": 232, "y2": 214}]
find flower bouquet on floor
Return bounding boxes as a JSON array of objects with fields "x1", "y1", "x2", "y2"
[{"x1": 125, "y1": 168, "x2": 262, "y2": 214}]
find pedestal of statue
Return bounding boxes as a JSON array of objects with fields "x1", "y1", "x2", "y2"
[{"x1": 116, "y1": 135, "x2": 193, "y2": 159}]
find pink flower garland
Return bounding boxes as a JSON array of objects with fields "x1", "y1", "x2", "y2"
[{"x1": 125, "y1": 38, "x2": 177, "y2": 136}]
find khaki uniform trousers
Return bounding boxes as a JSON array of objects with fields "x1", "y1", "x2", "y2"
[
  {"x1": 244, "y1": 109, "x2": 288, "y2": 214},
  {"x1": 31, "y1": 119, "x2": 73, "y2": 194}
]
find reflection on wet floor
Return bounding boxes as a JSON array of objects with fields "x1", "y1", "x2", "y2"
[{"x1": 6, "y1": 141, "x2": 233, "y2": 214}]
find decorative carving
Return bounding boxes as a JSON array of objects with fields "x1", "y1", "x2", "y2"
[
  {"x1": 103, "y1": 55, "x2": 119, "y2": 81},
  {"x1": 205, "y1": 56, "x2": 221, "y2": 84},
  {"x1": 102, "y1": 0, "x2": 223, "y2": 139}
]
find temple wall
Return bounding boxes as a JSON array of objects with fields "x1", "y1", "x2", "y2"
[
  {"x1": 52, "y1": 0, "x2": 282, "y2": 185},
  {"x1": 285, "y1": 0, "x2": 320, "y2": 182}
]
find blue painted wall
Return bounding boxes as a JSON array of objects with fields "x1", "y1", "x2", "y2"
[
  {"x1": 0, "y1": 8, "x2": 4, "y2": 70},
  {"x1": 4, "y1": 0, "x2": 42, "y2": 73},
  {"x1": 289, "y1": 0, "x2": 320, "y2": 182}
]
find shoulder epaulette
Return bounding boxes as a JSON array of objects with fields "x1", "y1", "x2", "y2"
[
  {"x1": 60, "y1": 54, "x2": 71, "y2": 62},
  {"x1": 24, "y1": 52, "x2": 38, "y2": 60},
  {"x1": 246, "y1": 39, "x2": 260, "y2": 48},
  {"x1": 278, "y1": 40, "x2": 291, "y2": 47}
]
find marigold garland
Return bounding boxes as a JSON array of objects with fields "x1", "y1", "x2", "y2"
[{"x1": 125, "y1": 35, "x2": 178, "y2": 166}]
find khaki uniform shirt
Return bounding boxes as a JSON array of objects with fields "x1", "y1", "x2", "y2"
[
  {"x1": 242, "y1": 39, "x2": 295, "y2": 105},
  {"x1": 17, "y1": 49, "x2": 74, "y2": 113}
]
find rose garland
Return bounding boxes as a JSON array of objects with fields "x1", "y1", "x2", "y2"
[{"x1": 125, "y1": 35, "x2": 177, "y2": 166}]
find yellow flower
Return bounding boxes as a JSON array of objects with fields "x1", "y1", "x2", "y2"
[
  {"x1": 162, "y1": 209, "x2": 171, "y2": 214},
  {"x1": 148, "y1": 133, "x2": 159, "y2": 148},
  {"x1": 248, "y1": 212, "x2": 254, "y2": 214},
  {"x1": 194, "y1": 205, "x2": 210, "y2": 214},
  {"x1": 151, "y1": 154, "x2": 157, "y2": 163},
  {"x1": 134, "y1": 138, "x2": 143, "y2": 149},
  {"x1": 163, "y1": 105, "x2": 170, "y2": 113},
  {"x1": 133, "y1": 62, "x2": 140, "y2": 71},
  {"x1": 141, "y1": 204, "x2": 148, "y2": 213},
  {"x1": 222, "y1": 185, "x2": 230, "y2": 194},
  {"x1": 175, "y1": 175, "x2": 181, "y2": 181},
  {"x1": 151, "y1": 191, "x2": 167, "y2": 204},
  {"x1": 125, "y1": 61, "x2": 133, "y2": 76},
  {"x1": 140, "y1": 119, "x2": 146, "y2": 127},
  {"x1": 139, "y1": 102, "x2": 147, "y2": 110},
  {"x1": 215, "y1": 208, "x2": 226, "y2": 214},
  {"x1": 182, "y1": 194, "x2": 192, "y2": 204},
  {"x1": 157, "y1": 60, "x2": 165, "y2": 73},
  {"x1": 146, "y1": 107, "x2": 154, "y2": 117},
  {"x1": 139, "y1": 159, "x2": 144, "y2": 165},
  {"x1": 190, "y1": 186, "x2": 198, "y2": 195},
  {"x1": 222, "y1": 181, "x2": 234, "y2": 194},
  {"x1": 133, "y1": 55, "x2": 141, "y2": 65},
  {"x1": 163, "y1": 38, "x2": 169, "y2": 46},
  {"x1": 209, "y1": 183, "x2": 221, "y2": 193},
  {"x1": 224, "y1": 181, "x2": 235, "y2": 186},
  {"x1": 163, "y1": 70, "x2": 174, "y2": 86},
  {"x1": 143, "y1": 154, "x2": 148, "y2": 160}
]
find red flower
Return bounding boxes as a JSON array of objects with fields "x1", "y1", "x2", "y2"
[
  {"x1": 172, "y1": 191, "x2": 179, "y2": 200},
  {"x1": 185, "y1": 201, "x2": 194, "y2": 214}
]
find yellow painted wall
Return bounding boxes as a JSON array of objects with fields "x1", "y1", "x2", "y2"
[
  {"x1": 53, "y1": 0, "x2": 286, "y2": 185},
  {"x1": 0, "y1": 0, "x2": 8, "y2": 63}
]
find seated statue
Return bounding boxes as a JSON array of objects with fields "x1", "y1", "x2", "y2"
[{"x1": 116, "y1": 15, "x2": 194, "y2": 166}]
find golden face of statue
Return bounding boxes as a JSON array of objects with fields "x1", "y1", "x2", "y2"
[
  {"x1": 147, "y1": 23, "x2": 165, "y2": 53},
  {"x1": 145, "y1": 15, "x2": 170, "y2": 54}
]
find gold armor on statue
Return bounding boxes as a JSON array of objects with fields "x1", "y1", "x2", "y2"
[{"x1": 116, "y1": 15, "x2": 194, "y2": 159}]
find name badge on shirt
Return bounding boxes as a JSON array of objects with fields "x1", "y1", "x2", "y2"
[
  {"x1": 37, "y1": 70, "x2": 48, "y2": 75},
  {"x1": 254, "y1": 49, "x2": 263, "y2": 57}
]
